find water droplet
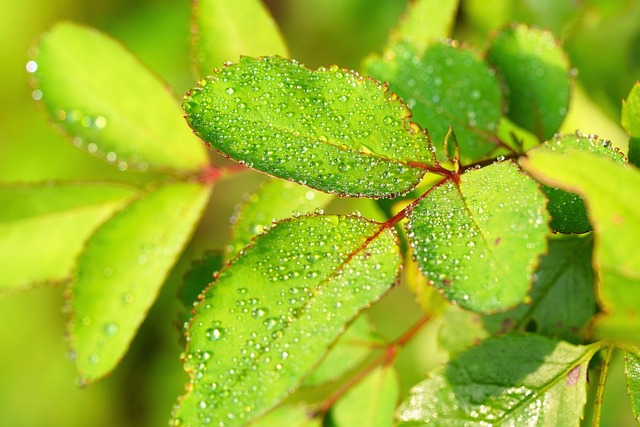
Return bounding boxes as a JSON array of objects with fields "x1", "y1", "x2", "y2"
[
  {"x1": 25, "y1": 60, "x2": 38, "y2": 73},
  {"x1": 103, "y1": 322, "x2": 118, "y2": 336}
]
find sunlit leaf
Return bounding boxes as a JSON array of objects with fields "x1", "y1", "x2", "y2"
[
  {"x1": 625, "y1": 350, "x2": 640, "y2": 421},
  {"x1": 192, "y1": 0, "x2": 289, "y2": 75},
  {"x1": 533, "y1": 133, "x2": 627, "y2": 233},
  {"x1": 0, "y1": 182, "x2": 136, "y2": 293},
  {"x1": 172, "y1": 214, "x2": 401, "y2": 426},
  {"x1": 622, "y1": 82, "x2": 640, "y2": 167},
  {"x1": 248, "y1": 403, "x2": 321, "y2": 427},
  {"x1": 387, "y1": 0, "x2": 459, "y2": 53},
  {"x1": 31, "y1": 22, "x2": 208, "y2": 173},
  {"x1": 225, "y1": 179, "x2": 334, "y2": 261},
  {"x1": 487, "y1": 24, "x2": 571, "y2": 141},
  {"x1": 397, "y1": 335, "x2": 597, "y2": 426},
  {"x1": 332, "y1": 365, "x2": 400, "y2": 427},
  {"x1": 70, "y1": 182, "x2": 212, "y2": 384},
  {"x1": 364, "y1": 41, "x2": 503, "y2": 164},
  {"x1": 521, "y1": 150, "x2": 640, "y2": 343},
  {"x1": 183, "y1": 56, "x2": 434, "y2": 197},
  {"x1": 407, "y1": 161, "x2": 549, "y2": 313}
]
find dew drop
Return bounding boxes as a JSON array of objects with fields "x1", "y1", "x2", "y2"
[{"x1": 25, "y1": 60, "x2": 38, "y2": 73}]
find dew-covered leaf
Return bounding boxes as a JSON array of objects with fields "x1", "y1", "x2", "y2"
[
  {"x1": 386, "y1": 0, "x2": 459, "y2": 53},
  {"x1": 625, "y1": 350, "x2": 640, "y2": 420},
  {"x1": 622, "y1": 82, "x2": 640, "y2": 167},
  {"x1": 521, "y1": 150, "x2": 640, "y2": 344},
  {"x1": 225, "y1": 179, "x2": 334, "y2": 261},
  {"x1": 332, "y1": 365, "x2": 399, "y2": 427},
  {"x1": 31, "y1": 22, "x2": 208, "y2": 173},
  {"x1": 180, "y1": 251, "x2": 224, "y2": 310},
  {"x1": 172, "y1": 214, "x2": 401, "y2": 426},
  {"x1": 486, "y1": 24, "x2": 571, "y2": 142},
  {"x1": 70, "y1": 182, "x2": 212, "y2": 384},
  {"x1": 397, "y1": 335, "x2": 597, "y2": 426},
  {"x1": 305, "y1": 314, "x2": 382, "y2": 386},
  {"x1": 406, "y1": 160, "x2": 549, "y2": 313},
  {"x1": 0, "y1": 182, "x2": 136, "y2": 293},
  {"x1": 533, "y1": 133, "x2": 627, "y2": 233},
  {"x1": 183, "y1": 56, "x2": 434, "y2": 197},
  {"x1": 192, "y1": 0, "x2": 289, "y2": 75},
  {"x1": 248, "y1": 403, "x2": 321, "y2": 427},
  {"x1": 364, "y1": 41, "x2": 503, "y2": 164}
]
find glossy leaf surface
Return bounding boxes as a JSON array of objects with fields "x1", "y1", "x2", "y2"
[
  {"x1": 487, "y1": 24, "x2": 571, "y2": 141},
  {"x1": 521, "y1": 150, "x2": 640, "y2": 343},
  {"x1": 184, "y1": 56, "x2": 434, "y2": 197},
  {"x1": 225, "y1": 179, "x2": 334, "y2": 261},
  {"x1": 0, "y1": 182, "x2": 135, "y2": 292},
  {"x1": 622, "y1": 82, "x2": 640, "y2": 167},
  {"x1": 534, "y1": 133, "x2": 627, "y2": 233},
  {"x1": 32, "y1": 22, "x2": 208, "y2": 172},
  {"x1": 364, "y1": 41, "x2": 502, "y2": 164},
  {"x1": 71, "y1": 182, "x2": 212, "y2": 383},
  {"x1": 192, "y1": 0, "x2": 289, "y2": 75},
  {"x1": 398, "y1": 335, "x2": 596, "y2": 426},
  {"x1": 407, "y1": 161, "x2": 549, "y2": 313},
  {"x1": 625, "y1": 350, "x2": 640, "y2": 421},
  {"x1": 172, "y1": 215, "x2": 401, "y2": 426},
  {"x1": 332, "y1": 365, "x2": 399, "y2": 427},
  {"x1": 388, "y1": 0, "x2": 459, "y2": 53}
]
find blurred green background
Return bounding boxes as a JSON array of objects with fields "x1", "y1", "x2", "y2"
[{"x1": 1, "y1": 0, "x2": 638, "y2": 426}]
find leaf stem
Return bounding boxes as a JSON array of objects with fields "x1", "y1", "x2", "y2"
[
  {"x1": 196, "y1": 163, "x2": 248, "y2": 184},
  {"x1": 592, "y1": 345, "x2": 615, "y2": 427}
]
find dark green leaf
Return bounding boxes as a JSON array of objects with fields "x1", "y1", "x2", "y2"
[
  {"x1": 364, "y1": 41, "x2": 503, "y2": 164},
  {"x1": 332, "y1": 365, "x2": 400, "y2": 427},
  {"x1": 225, "y1": 179, "x2": 334, "y2": 261},
  {"x1": 192, "y1": 0, "x2": 289, "y2": 75},
  {"x1": 521, "y1": 150, "x2": 640, "y2": 343},
  {"x1": 181, "y1": 251, "x2": 224, "y2": 309},
  {"x1": 32, "y1": 22, "x2": 208, "y2": 173},
  {"x1": 397, "y1": 335, "x2": 597, "y2": 426},
  {"x1": 172, "y1": 214, "x2": 401, "y2": 426},
  {"x1": 622, "y1": 82, "x2": 640, "y2": 167},
  {"x1": 487, "y1": 24, "x2": 571, "y2": 141},
  {"x1": 625, "y1": 350, "x2": 640, "y2": 421},
  {"x1": 407, "y1": 160, "x2": 550, "y2": 313},
  {"x1": 183, "y1": 56, "x2": 434, "y2": 197},
  {"x1": 0, "y1": 182, "x2": 135, "y2": 293},
  {"x1": 70, "y1": 182, "x2": 212, "y2": 384}
]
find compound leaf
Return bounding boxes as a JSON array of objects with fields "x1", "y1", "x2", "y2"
[
  {"x1": 172, "y1": 214, "x2": 401, "y2": 426},
  {"x1": 70, "y1": 182, "x2": 212, "y2": 384},
  {"x1": 521, "y1": 150, "x2": 640, "y2": 344},
  {"x1": 622, "y1": 82, "x2": 640, "y2": 167},
  {"x1": 225, "y1": 179, "x2": 334, "y2": 261},
  {"x1": 407, "y1": 160, "x2": 549, "y2": 313},
  {"x1": 183, "y1": 56, "x2": 434, "y2": 198},
  {"x1": 486, "y1": 24, "x2": 571, "y2": 142},
  {"x1": 332, "y1": 365, "x2": 400, "y2": 427},
  {"x1": 0, "y1": 182, "x2": 135, "y2": 293},
  {"x1": 31, "y1": 22, "x2": 208, "y2": 173},
  {"x1": 397, "y1": 335, "x2": 597, "y2": 426},
  {"x1": 364, "y1": 41, "x2": 503, "y2": 164},
  {"x1": 192, "y1": 0, "x2": 289, "y2": 75}
]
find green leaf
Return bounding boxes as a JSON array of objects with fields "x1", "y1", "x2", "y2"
[
  {"x1": 181, "y1": 251, "x2": 224, "y2": 309},
  {"x1": 192, "y1": 0, "x2": 289, "y2": 75},
  {"x1": 486, "y1": 24, "x2": 571, "y2": 142},
  {"x1": 172, "y1": 214, "x2": 401, "y2": 426},
  {"x1": 225, "y1": 179, "x2": 334, "y2": 261},
  {"x1": 70, "y1": 182, "x2": 212, "y2": 384},
  {"x1": 248, "y1": 403, "x2": 321, "y2": 427},
  {"x1": 535, "y1": 133, "x2": 627, "y2": 233},
  {"x1": 406, "y1": 161, "x2": 550, "y2": 313},
  {"x1": 0, "y1": 182, "x2": 136, "y2": 293},
  {"x1": 183, "y1": 56, "x2": 434, "y2": 198},
  {"x1": 305, "y1": 314, "x2": 382, "y2": 386},
  {"x1": 332, "y1": 365, "x2": 400, "y2": 427},
  {"x1": 622, "y1": 82, "x2": 640, "y2": 167},
  {"x1": 624, "y1": 350, "x2": 640, "y2": 420},
  {"x1": 387, "y1": 0, "x2": 459, "y2": 53},
  {"x1": 520, "y1": 150, "x2": 640, "y2": 344},
  {"x1": 31, "y1": 22, "x2": 208, "y2": 173},
  {"x1": 364, "y1": 41, "x2": 503, "y2": 164},
  {"x1": 397, "y1": 335, "x2": 597, "y2": 426}
]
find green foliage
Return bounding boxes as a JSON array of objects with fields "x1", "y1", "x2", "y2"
[{"x1": 4, "y1": 0, "x2": 640, "y2": 426}]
